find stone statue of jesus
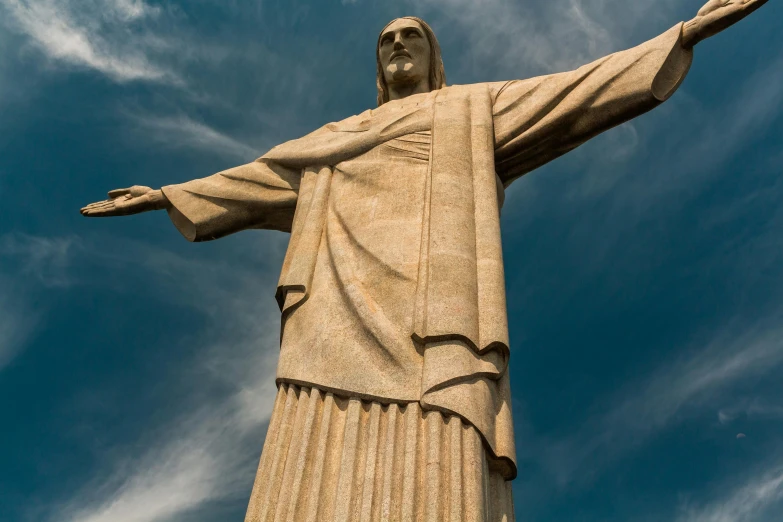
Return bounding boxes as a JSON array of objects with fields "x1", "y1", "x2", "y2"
[{"x1": 81, "y1": 1, "x2": 769, "y2": 520}]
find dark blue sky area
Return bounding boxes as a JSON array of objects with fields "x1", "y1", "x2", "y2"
[{"x1": 1, "y1": 1, "x2": 782, "y2": 521}]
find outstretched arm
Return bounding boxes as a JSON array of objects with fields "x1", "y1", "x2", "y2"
[
  {"x1": 682, "y1": 0, "x2": 769, "y2": 48},
  {"x1": 80, "y1": 160, "x2": 301, "y2": 241},
  {"x1": 492, "y1": 25, "x2": 693, "y2": 185},
  {"x1": 492, "y1": 0, "x2": 770, "y2": 186}
]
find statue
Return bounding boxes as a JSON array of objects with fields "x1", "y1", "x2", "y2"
[{"x1": 81, "y1": 1, "x2": 770, "y2": 520}]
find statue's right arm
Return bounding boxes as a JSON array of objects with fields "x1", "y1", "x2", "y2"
[
  {"x1": 81, "y1": 186, "x2": 170, "y2": 217},
  {"x1": 80, "y1": 160, "x2": 301, "y2": 242}
]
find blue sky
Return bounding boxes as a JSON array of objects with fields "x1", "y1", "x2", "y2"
[{"x1": 1, "y1": 0, "x2": 782, "y2": 520}]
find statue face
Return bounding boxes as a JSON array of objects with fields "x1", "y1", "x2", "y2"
[{"x1": 378, "y1": 19, "x2": 431, "y2": 88}]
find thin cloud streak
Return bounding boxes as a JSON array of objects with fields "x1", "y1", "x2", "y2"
[
  {"x1": 621, "y1": 54, "x2": 783, "y2": 211},
  {"x1": 60, "y1": 365, "x2": 279, "y2": 522},
  {"x1": 131, "y1": 114, "x2": 264, "y2": 162},
  {"x1": 718, "y1": 399, "x2": 783, "y2": 425},
  {"x1": 37, "y1": 236, "x2": 285, "y2": 521},
  {"x1": 1, "y1": 0, "x2": 178, "y2": 83},
  {"x1": 0, "y1": 232, "x2": 79, "y2": 288},
  {"x1": 0, "y1": 233, "x2": 80, "y2": 370},
  {"x1": 537, "y1": 313, "x2": 783, "y2": 487},
  {"x1": 0, "y1": 279, "x2": 38, "y2": 372},
  {"x1": 517, "y1": 52, "x2": 783, "y2": 287},
  {"x1": 678, "y1": 463, "x2": 783, "y2": 522}
]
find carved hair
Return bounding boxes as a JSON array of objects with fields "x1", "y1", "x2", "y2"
[{"x1": 376, "y1": 17, "x2": 447, "y2": 106}]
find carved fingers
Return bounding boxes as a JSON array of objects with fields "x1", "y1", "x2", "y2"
[
  {"x1": 80, "y1": 199, "x2": 122, "y2": 217},
  {"x1": 739, "y1": 0, "x2": 770, "y2": 15},
  {"x1": 698, "y1": 0, "x2": 767, "y2": 16},
  {"x1": 698, "y1": 0, "x2": 732, "y2": 16},
  {"x1": 81, "y1": 186, "x2": 160, "y2": 217},
  {"x1": 686, "y1": 0, "x2": 769, "y2": 47}
]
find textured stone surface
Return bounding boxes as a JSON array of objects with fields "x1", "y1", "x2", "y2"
[
  {"x1": 159, "y1": 24, "x2": 693, "y2": 483},
  {"x1": 79, "y1": 3, "x2": 770, "y2": 519}
]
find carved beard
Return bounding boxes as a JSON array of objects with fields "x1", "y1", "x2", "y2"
[{"x1": 386, "y1": 59, "x2": 425, "y2": 85}]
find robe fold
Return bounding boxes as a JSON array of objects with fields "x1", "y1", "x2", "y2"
[{"x1": 161, "y1": 23, "x2": 693, "y2": 481}]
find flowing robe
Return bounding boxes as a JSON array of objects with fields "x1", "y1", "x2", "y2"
[{"x1": 161, "y1": 24, "x2": 692, "y2": 483}]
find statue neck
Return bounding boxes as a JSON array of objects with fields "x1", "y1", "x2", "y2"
[{"x1": 387, "y1": 79, "x2": 432, "y2": 102}]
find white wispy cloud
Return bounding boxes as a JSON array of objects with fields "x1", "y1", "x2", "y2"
[
  {"x1": 718, "y1": 399, "x2": 783, "y2": 425},
  {"x1": 0, "y1": 278, "x2": 38, "y2": 371},
  {"x1": 130, "y1": 113, "x2": 264, "y2": 162},
  {"x1": 60, "y1": 360, "x2": 279, "y2": 522},
  {"x1": 1, "y1": 0, "x2": 178, "y2": 83},
  {"x1": 677, "y1": 462, "x2": 783, "y2": 522},
  {"x1": 535, "y1": 313, "x2": 783, "y2": 487},
  {"x1": 0, "y1": 232, "x2": 79, "y2": 287},
  {"x1": 0, "y1": 232, "x2": 82, "y2": 370},
  {"x1": 611, "y1": 53, "x2": 783, "y2": 212},
  {"x1": 41, "y1": 235, "x2": 286, "y2": 522},
  {"x1": 606, "y1": 316, "x2": 783, "y2": 430}
]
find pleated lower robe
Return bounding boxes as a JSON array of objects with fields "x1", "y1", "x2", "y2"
[{"x1": 244, "y1": 384, "x2": 514, "y2": 522}]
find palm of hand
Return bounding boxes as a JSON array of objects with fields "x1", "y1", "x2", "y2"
[{"x1": 81, "y1": 186, "x2": 158, "y2": 217}]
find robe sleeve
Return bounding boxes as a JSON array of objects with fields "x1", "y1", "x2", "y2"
[
  {"x1": 160, "y1": 159, "x2": 300, "y2": 242},
  {"x1": 492, "y1": 23, "x2": 693, "y2": 186}
]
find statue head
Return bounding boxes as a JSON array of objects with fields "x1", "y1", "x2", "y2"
[{"x1": 376, "y1": 17, "x2": 446, "y2": 106}]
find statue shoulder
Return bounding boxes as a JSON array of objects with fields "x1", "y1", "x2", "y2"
[{"x1": 325, "y1": 109, "x2": 375, "y2": 133}]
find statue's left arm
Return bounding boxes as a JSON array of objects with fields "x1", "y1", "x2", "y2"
[{"x1": 493, "y1": 0, "x2": 768, "y2": 186}]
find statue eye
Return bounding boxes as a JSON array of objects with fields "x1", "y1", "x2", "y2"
[
  {"x1": 406, "y1": 30, "x2": 420, "y2": 39},
  {"x1": 381, "y1": 35, "x2": 393, "y2": 46}
]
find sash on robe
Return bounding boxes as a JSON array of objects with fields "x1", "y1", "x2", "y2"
[{"x1": 273, "y1": 84, "x2": 517, "y2": 477}]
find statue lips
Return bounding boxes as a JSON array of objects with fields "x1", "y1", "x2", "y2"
[{"x1": 390, "y1": 49, "x2": 412, "y2": 62}]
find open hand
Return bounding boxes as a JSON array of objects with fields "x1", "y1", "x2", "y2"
[
  {"x1": 683, "y1": 0, "x2": 769, "y2": 48},
  {"x1": 80, "y1": 186, "x2": 169, "y2": 217}
]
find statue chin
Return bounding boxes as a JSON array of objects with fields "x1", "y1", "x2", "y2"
[{"x1": 386, "y1": 62, "x2": 419, "y2": 83}]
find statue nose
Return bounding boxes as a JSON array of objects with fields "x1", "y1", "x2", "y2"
[{"x1": 393, "y1": 39, "x2": 404, "y2": 50}]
